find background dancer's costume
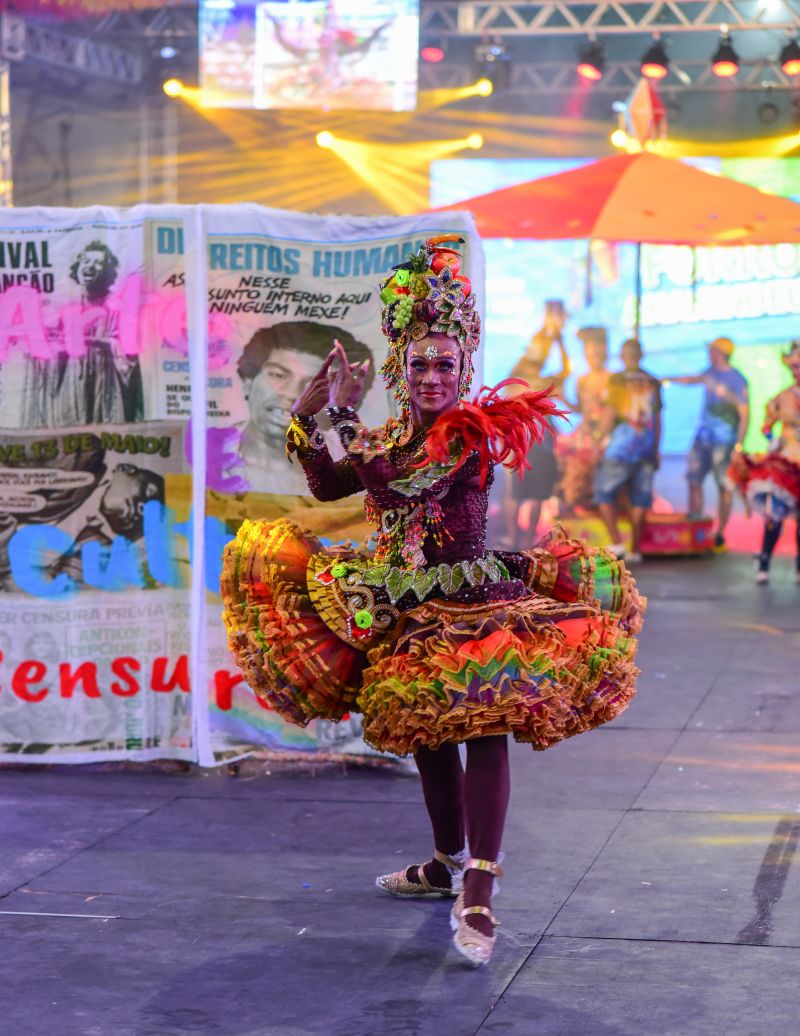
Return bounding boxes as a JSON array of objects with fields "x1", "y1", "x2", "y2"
[
  {"x1": 730, "y1": 343, "x2": 800, "y2": 580},
  {"x1": 220, "y1": 236, "x2": 645, "y2": 967},
  {"x1": 221, "y1": 239, "x2": 644, "y2": 757}
]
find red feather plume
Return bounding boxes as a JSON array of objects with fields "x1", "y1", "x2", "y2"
[{"x1": 420, "y1": 379, "x2": 568, "y2": 488}]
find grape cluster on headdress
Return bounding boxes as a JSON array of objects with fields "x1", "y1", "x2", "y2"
[{"x1": 379, "y1": 236, "x2": 481, "y2": 413}]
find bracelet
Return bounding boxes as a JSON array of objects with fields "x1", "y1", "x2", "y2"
[
  {"x1": 285, "y1": 414, "x2": 325, "y2": 461},
  {"x1": 325, "y1": 405, "x2": 359, "y2": 422}
]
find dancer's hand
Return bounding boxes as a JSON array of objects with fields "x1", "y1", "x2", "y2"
[
  {"x1": 291, "y1": 349, "x2": 336, "y2": 417},
  {"x1": 328, "y1": 339, "x2": 370, "y2": 409}
]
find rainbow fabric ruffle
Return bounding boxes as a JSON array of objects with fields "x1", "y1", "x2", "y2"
[
  {"x1": 729, "y1": 450, "x2": 800, "y2": 519},
  {"x1": 220, "y1": 519, "x2": 645, "y2": 755}
]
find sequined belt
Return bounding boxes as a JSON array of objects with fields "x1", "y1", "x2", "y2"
[{"x1": 306, "y1": 552, "x2": 511, "y2": 650}]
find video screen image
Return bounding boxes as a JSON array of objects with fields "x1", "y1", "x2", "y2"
[
  {"x1": 431, "y1": 156, "x2": 800, "y2": 455},
  {"x1": 200, "y1": 0, "x2": 419, "y2": 111}
]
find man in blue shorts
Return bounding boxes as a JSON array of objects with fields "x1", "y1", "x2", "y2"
[
  {"x1": 595, "y1": 338, "x2": 662, "y2": 563},
  {"x1": 672, "y1": 337, "x2": 749, "y2": 551}
]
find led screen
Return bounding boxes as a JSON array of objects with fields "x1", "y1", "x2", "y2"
[
  {"x1": 200, "y1": 0, "x2": 419, "y2": 111},
  {"x1": 431, "y1": 156, "x2": 800, "y2": 455}
]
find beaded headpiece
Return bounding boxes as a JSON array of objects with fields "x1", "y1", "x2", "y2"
[{"x1": 378, "y1": 235, "x2": 481, "y2": 413}]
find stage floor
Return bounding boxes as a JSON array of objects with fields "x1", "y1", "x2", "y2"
[{"x1": 2, "y1": 552, "x2": 800, "y2": 1036}]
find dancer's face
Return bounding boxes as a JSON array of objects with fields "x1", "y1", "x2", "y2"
[
  {"x1": 584, "y1": 340, "x2": 607, "y2": 373},
  {"x1": 406, "y1": 334, "x2": 462, "y2": 421}
]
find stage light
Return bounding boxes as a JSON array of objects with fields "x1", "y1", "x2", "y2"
[
  {"x1": 577, "y1": 40, "x2": 605, "y2": 82},
  {"x1": 475, "y1": 77, "x2": 493, "y2": 97},
  {"x1": 162, "y1": 78, "x2": 184, "y2": 98},
  {"x1": 159, "y1": 45, "x2": 177, "y2": 60},
  {"x1": 610, "y1": 129, "x2": 628, "y2": 148},
  {"x1": 316, "y1": 131, "x2": 335, "y2": 148},
  {"x1": 711, "y1": 34, "x2": 739, "y2": 78},
  {"x1": 467, "y1": 132, "x2": 484, "y2": 150},
  {"x1": 780, "y1": 36, "x2": 800, "y2": 76},
  {"x1": 421, "y1": 46, "x2": 445, "y2": 64},
  {"x1": 474, "y1": 38, "x2": 511, "y2": 92},
  {"x1": 640, "y1": 39, "x2": 669, "y2": 80}
]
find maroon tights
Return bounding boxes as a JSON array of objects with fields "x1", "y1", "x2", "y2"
[{"x1": 413, "y1": 735, "x2": 510, "y2": 935}]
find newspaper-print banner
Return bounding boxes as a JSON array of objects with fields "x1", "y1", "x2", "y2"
[{"x1": 0, "y1": 205, "x2": 483, "y2": 763}]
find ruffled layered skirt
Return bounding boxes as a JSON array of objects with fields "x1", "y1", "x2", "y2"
[
  {"x1": 221, "y1": 519, "x2": 645, "y2": 756},
  {"x1": 730, "y1": 450, "x2": 800, "y2": 521}
]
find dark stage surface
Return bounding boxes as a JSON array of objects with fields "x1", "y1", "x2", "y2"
[{"x1": 2, "y1": 553, "x2": 800, "y2": 1036}]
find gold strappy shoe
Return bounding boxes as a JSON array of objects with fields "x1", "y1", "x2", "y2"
[
  {"x1": 449, "y1": 857, "x2": 504, "y2": 966},
  {"x1": 375, "y1": 848, "x2": 467, "y2": 899}
]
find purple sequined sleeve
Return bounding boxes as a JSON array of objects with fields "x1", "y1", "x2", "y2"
[
  {"x1": 325, "y1": 406, "x2": 469, "y2": 509},
  {"x1": 287, "y1": 414, "x2": 362, "y2": 501}
]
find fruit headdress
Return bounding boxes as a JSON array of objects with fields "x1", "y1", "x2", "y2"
[{"x1": 378, "y1": 235, "x2": 481, "y2": 413}]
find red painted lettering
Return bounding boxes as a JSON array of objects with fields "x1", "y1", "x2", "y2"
[
  {"x1": 12, "y1": 660, "x2": 49, "y2": 702},
  {"x1": 59, "y1": 661, "x2": 101, "y2": 699},
  {"x1": 151, "y1": 655, "x2": 190, "y2": 693},
  {"x1": 110, "y1": 656, "x2": 141, "y2": 697}
]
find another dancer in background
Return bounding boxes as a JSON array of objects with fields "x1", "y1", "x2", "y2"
[
  {"x1": 221, "y1": 239, "x2": 645, "y2": 967},
  {"x1": 557, "y1": 327, "x2": 611, "y2": 512},
  {"x1": 503, "y1": 309, "x2": 570, "y2": 547},
  {"x1": 730, "y1": 341, "x2": 800, "y2": 584},
  {"x1": 595, "y1": 338, "x2": 662, "y2": 563},
  {"x1": 671, "y1": 337, "x2": 749, "y2": 551}
]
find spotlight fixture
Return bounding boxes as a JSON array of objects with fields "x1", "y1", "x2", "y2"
[
  {"x1": 474, "y1": 37, "x2": 511, "y2": 92},
  {"x1": 159, "y1": 45, "x2": 178, "y2": 60},
  {"x1": 421, "y1": 45, "x2": 445, "y2": 64},
  {"x1": 640, "y1": 39, "x2": 669, "y2": 80},
  {"x1": 474, "y1": 77, "x2": 494, "y2": 97},
  {"x1": 711, "y1": 33, "x2": 739, "y2": 78},
  {"x1": 781, "y1": 35, "x2": 800, "y2": 76},
  {"x1": 467, "y1": 132, "x2": 484, "y2": 150},
  {"x1": 577, "y1": 39, "x2": 605, "y2": 82},
  {"x1": 316, "y1": 130, "x2": 335, "y2": 148},
  {"x1": 162, "y1": 78, "x2": 184, "y2": 98}
]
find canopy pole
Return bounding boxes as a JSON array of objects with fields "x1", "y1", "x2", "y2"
[{"x1": 635, "y1": 241, "x2": 642, "y2": 339}]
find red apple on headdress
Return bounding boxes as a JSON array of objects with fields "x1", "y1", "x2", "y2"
[
  {"x1": 430, "y1": 250, "x2": 461, "y2": 275},
  {"x1": 454, "y1": 275, "x2": 472, "y2": 294}
]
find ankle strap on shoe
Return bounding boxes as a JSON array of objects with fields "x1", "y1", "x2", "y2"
[
  {"x1": 465, "y1": 857, "x2": 504, "y2": 878},
  {"x1": 461, "y1": 905, "x2": 499, "y2": 927},
  {"x1": 434, "y1": 849, "x2": 467, "y2": 871}
]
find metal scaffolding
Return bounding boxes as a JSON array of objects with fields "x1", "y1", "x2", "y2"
[
  {"x1": 420, "y1": 56, "x2": 800, "y2": 92},
  {"x1": 422, "y1": 1, "x2": 800, "y2": 36}
]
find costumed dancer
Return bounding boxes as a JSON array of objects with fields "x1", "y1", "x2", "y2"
[
  {"x1": 671, "y1": 337, "x2": 749, "y2": 552},
  {"x1": 503, "y1": 304, "x2": 570, "y2": 547},
  {"x1": 730, "y1": 341, "x2": 800, "y2": 584},
  {"x1": 595, "y1": 338, "x2": 662, "y2": 564},
  {"x1": 221, "y1": 237, "x2": 645, "y2": 967},
  {"x1": 556, "y1": 327, "x2": 611, "y2": 511}
]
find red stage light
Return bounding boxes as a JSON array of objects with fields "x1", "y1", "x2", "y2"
[
  {"x1": 577, "y1": 62, "x2": 603, "y2": 81},
  {"x1": 712, "y1": 60, "x2": 739, "y2": 78},
  {"x1": 711, "y1": 34, "x2": 739, "y2": 78},
  {"x1": 576, "y1": 40, "x2": 604, "y2": 81},
  {"x1": 421, "y1": 46, "x2": 445, "y2": 63},
  {"x1": 781, "y1": 37, "x2": 800, "y2": 76},
  {"x1": 640, "y1": 40, "x2": 669, "y2": 80},
  {"x1": 641, "y1": 62, "x2": 668, "y2": 80}
]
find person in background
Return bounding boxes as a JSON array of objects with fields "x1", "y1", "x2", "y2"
[
  {"x1": 557, "y1": 327, "x2": 611, "y2": 511},
  {"x1": 730, "y1": 341, "x2": 800, "y2": 584},
  {"x1": 503, "y1": 310, "x2": 570, "y2": 547},
  {"x1": 595, "y1": 338, "x2": 662, "y2": 563},
  {"x1": 671, "y1": 337, "x2": 749, "y2": 552}
]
